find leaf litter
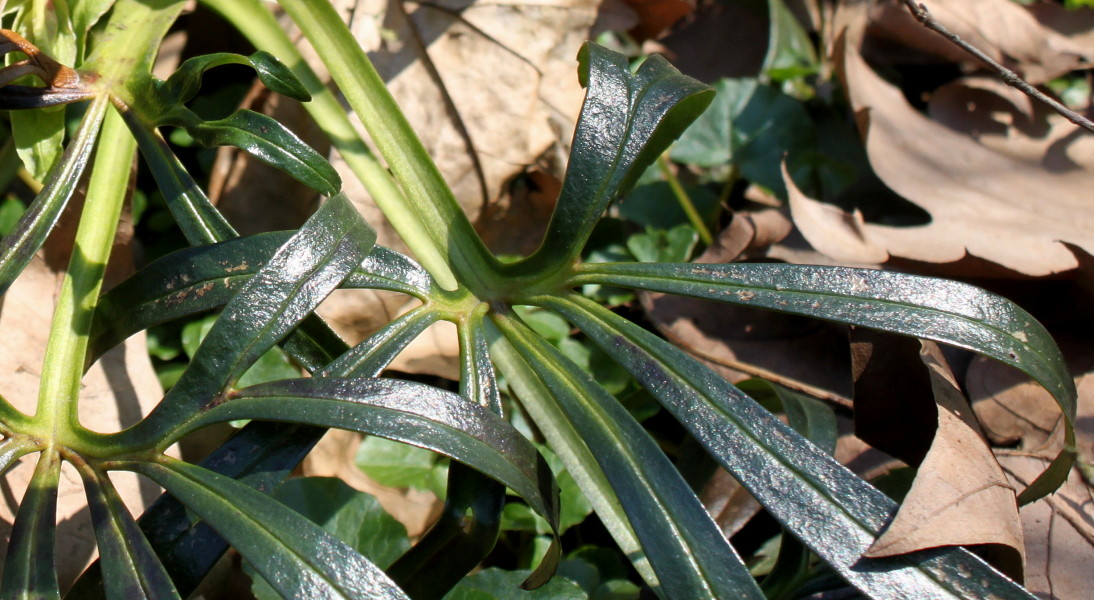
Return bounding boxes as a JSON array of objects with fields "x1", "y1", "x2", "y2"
[{"x1": 864, "y1": 341, "x2": 1024, "y2": 581}]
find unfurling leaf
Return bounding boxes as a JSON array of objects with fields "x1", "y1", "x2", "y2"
[{"x1": 184, "y1": 110, "x2": 340, "y2": 196}]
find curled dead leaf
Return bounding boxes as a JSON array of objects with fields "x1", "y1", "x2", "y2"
[
  {"x1": 804, "y1": 26, "x2": 1094, "y2": 276},
  {"x1": 999, "y1": 454, "x2": 1094, "y2": 600},
  {"x1": 864, "y1": 342, "x2": 1024, "y2": 580},
  {"x1": 965, "y1": 331, "x2": 1094, "y2": 597}
]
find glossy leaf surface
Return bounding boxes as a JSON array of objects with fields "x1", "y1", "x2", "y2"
[
  {"x1": 487, "y1": 332, "x2": 660, "y2": 591},
  {"x1": 520, "y1": 43, "x2": 713, "y2": 273},
  {"x1": 544, "y1": 293, "x2": 1034, "y2": 599},
  {"x1": 570, "y1": 261, "x2": 1076, "y2": 501},
  {"x1": 74, "y1": 422, "x2": 329, "y2": 599},
  {"x1": 89, "y1": 233, "x2": 425, "y2": 363},
  {"x1": 494, "y1": 311, "x2": 764, "y2": 600},
  {"x1": 124, "y1": 459, "x2": 410, "y2": 600},
  {"x1": 118, "y1": 193, "x2": 374, "y2": 445},
  {"x1": 80, "y1": 465, "x2": 180, "y2": 600},
  {"x1": 161, "y1": 51, "x2": 310, "y2": 104},
  {"x1": 169, "y1": 376, "x2": 560, "y2": 542},
  {"x1": 180, "y1": 109, "x2": 340, "y2": 196}
]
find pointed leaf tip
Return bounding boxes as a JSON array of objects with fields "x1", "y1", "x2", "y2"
[{"x1": 249, "y1": 50, "x2": 311, "y2": 102}]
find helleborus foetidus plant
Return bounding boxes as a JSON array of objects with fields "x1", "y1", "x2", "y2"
[{"x1": 0, "y1": 1, "x2": 1076, "y2": 599}]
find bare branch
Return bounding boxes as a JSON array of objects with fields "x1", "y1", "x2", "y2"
[{"x1": 900, "y1": 0, "x2": 1094, "y2": 135}]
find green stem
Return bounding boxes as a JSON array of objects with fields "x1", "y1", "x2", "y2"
[
  {"x1": 36, "y1": 102, "x2": 134, "y2": 437},
  {"x1": 657, "y1": 154, "x2": 712, "y2": 246},
  {"x1": 200, "y1": 0, "x2": 465, "y2": 290},
  {"x1": 254, "y1": 0, "x2": 499, "y2": 291}
]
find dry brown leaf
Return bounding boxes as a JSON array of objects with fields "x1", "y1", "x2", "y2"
[
  {"x1": 697, "y1": 468, "x2": 763, "y2": 538},
  {"x1": 345, "y1": 0, "x2": 596, "y2": 216},
  {"x1": 806, "y1": 26, "x2": 1094, "y2": 276},
  {"x1": 967, "y1": 355, "x2": 1064, "y2": 452},
  {"x1": 966, "y1": 333, "x2": 1094, "y2": 597},
  {"x1": 1029, "y1": 2, "x2": 1094, "y2": 51},
  {"x1": 1000, "y1": 454, "x2": 1094, "y2": 600},
  {"x1": 864, "y1": 341, "x2": 1024, "y2": 575},
  {"x1": 785, "y1": 163, "x2": 890, "y2": 265},
  {"x1": 968, "y1": 336, "x2": 1094, "y2": 465},
  {"x1": 0, "y1": 256, "x2": 165, "y2": 588},
  {"x1": 866, "y1": 0, "x2": 1091, "y2": 85},
  {"x1": 476, "y1": 167, "x2": 560, "y2": 258}
]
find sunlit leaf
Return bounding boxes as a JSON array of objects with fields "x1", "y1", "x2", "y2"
[
  {"x1": 115, "y1": 193, "x2": 373, "y2": 445},
  {"x1": 181, "y1": 110, "x2": 340, "y2": 196},
  {"x1": 568, "y1": 262, "x2": 1077, "y2": 502},
  {"x1": 166, "y1": 377, "x2": 560, "y2": 549},
  {"x1": 161, "y1": 51, "x2": 310, "y2": 104},
  {"x1": 518, "y1": 42, "x2": 713, "y2": 273},
  {"x1": 250, "y1": 477, "x2": 411, "y2": 600},
  {"x1": 494, "y1": 310, "x2": 765, "y2": 600},
  {"x1": 542, "y1": 293, "x2": 1036, "y2": 599}
]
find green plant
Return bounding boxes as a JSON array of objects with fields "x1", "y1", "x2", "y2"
[{"x1": 0, "y1": 1, "x2": 1077, "y2": 600}]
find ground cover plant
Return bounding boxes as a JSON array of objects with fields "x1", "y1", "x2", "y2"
[{"x1": 0, "y1": 0, "x2": 1085, "y2": 599}]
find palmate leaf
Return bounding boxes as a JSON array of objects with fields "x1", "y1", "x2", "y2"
[
  {"x1": 119, "y1": 458, "x2": 410, "y2": 600},
  {"x1": 125, "y1": 102, "x2": 353, "y2": 374},
  {"x1": 64, "y1": 422, "x2": 330, "y2": 600},
  {"x1": 568, "y1": 262, "x2": 1077, "y2": 503},
  {"x1": 386, "y1": 310, "x2": 510, "y2": 597},
  {"x1": 488, "y1": 333, "x2": 661, "y2": 591},
  {"x1": 156, "y1": 374, "x2": 562, "y2": 590},
  {"x1": 493, "y1": 310, "x2": 765, "y2": 600},
  {"x1": 540, "y1": 293, "x2": 1034, "y2": 599}
]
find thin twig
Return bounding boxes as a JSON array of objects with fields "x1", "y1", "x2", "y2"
[{"x1": 901, "y1": 0, "x2": 1094, "y2": 135}]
